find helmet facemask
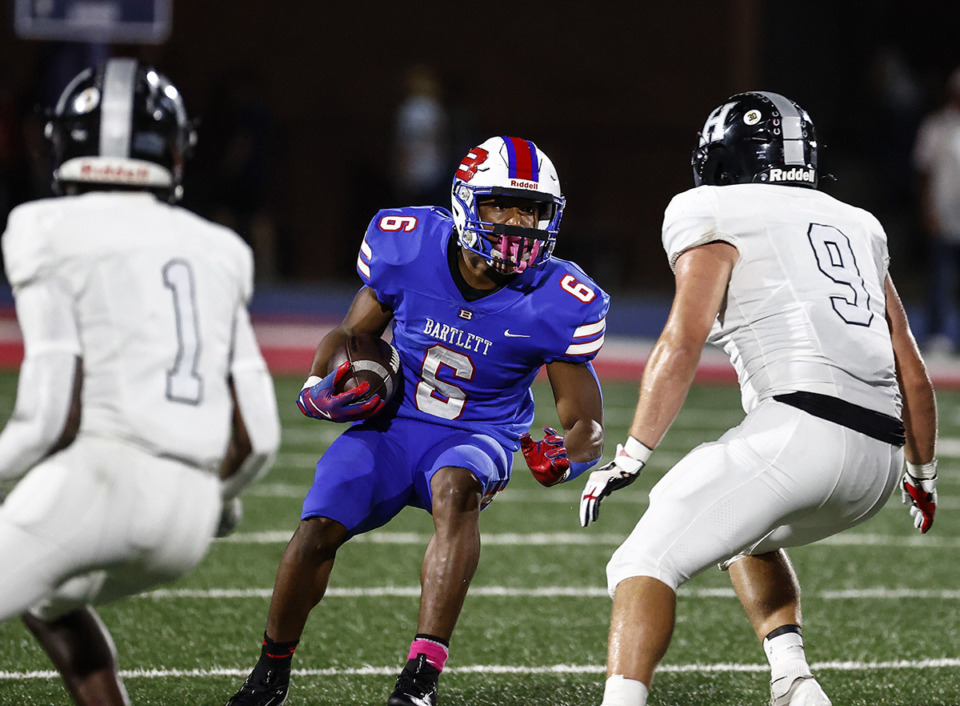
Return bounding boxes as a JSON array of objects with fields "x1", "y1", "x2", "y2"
[{"x1": 453, "y1": 185, "x2": 560, "y2": 274}]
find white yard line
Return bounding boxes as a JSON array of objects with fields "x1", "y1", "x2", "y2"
[
  {"x1": 247, "y1": 482, "x2": 960, "y2": 511},
  {"x1": 4, "y1": 658, "x2": 960, "y2": 680},
  {"x1": 245, "y1": 483, "x2": 649, "y2": 503},
  {"x1": 216, "y1": 530, "x2": 960, "y2": 548},
  {"x1": 137, "y1": 586, "x2": 960, "y2": 600}
]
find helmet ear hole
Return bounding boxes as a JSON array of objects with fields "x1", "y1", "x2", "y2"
[{"x1": 694, "y1": 146, "x2": 729, "y2": 187}]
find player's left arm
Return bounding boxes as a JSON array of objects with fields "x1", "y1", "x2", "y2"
[
  {"x1": 0, "y1": 277, "x2": 83, "y2": 485},
  {"x1": 580, "y1": 240, "x2": 737, "y2": 525},
  {"x1": 521, "y1": 360, "x2": 604, "y2": 487},
  {"x1": 885, "y1": 273, "x2": 939, "y2": 533},
  {"x1": 219, "y1": 306, "x2": 281, "y2": 504},
  {"x1": 549, "y1": 360, "x2": 604, "y2": 462}
]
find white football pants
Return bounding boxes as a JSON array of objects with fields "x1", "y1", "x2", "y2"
[
  {"x1": 607, "y1": 399, "x2": 903, "y2": 594},
  {"x1": 0, "y1": 436, "x2": 221, "y2": 621}
]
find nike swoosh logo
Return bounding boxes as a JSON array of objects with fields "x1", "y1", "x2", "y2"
[
  {"x1": 395, "y1": 693, "x2": 433, "y2": 706},
  {"x1": 504, "y1": 330, "x2": 531, "y2": 338}
]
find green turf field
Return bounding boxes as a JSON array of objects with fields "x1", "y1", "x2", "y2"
[{"x1": 0, "y1": 373, "x2": 957, "y2": 705}]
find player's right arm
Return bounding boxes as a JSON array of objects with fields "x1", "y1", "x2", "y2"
[
  {"x1": 626, "y1": 241, "x2": 737, "y2": 447},
  {"x1": 298, "y1": 286, "x2": 395, "y2": 423},
  {"x1": 307, "y1": 204, "x2": 422, "y2": 380},
  {"x1": 580, "y1": 240, "x2": 737, "y2": 526},
  {"x1": 885, "y1": 274, "x2": 939, "y2": 532},
  {"x1": 0, "y1": 278, "x2": 83, "y2": 483},
  {"x1": 307, "y1": 286, "x2": 394, "y2": 378},
  {"x1": 299, "y1": 208, "x2": 428, "y2": 422}
]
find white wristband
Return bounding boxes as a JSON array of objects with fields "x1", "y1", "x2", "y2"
[
  {"x1": 624, "y1": 435, "x2": 654, "y2": 464},
  {"x1": 301, "y1": 375, "x2": 323, "y2": 390},
  {"x1": 906, "y1": 459, "x2": 938, "y2": 479}
]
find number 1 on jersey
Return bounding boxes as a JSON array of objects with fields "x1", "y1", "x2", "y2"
[{"x1": 163, "y1": 259, "x2": 203, "y2": 404}]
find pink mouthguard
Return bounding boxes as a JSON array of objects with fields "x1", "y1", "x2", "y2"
[{"x1": 497, "y1": 234, "x2": 540, "y2": 273}]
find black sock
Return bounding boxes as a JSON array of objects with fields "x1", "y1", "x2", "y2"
[
  {"x1": 260, "y1": 632, "x2": 299, "y2": 670},
  {"x1": 414, "y1": 633, "x2": 450, "y2": 648},
  {"x1": 764, "y1": 624, "x2": 802, "y2": 642}
]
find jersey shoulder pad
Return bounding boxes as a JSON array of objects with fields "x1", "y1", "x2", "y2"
[
  {"x1": 2, "y1": 199, "x2": 61, "y2": 287},
  {"x1": 539, "y1": 257, "x2": 610, "y2": 361},
  {"x1": 847, "y1": 201, "x2": 886, "y2": 241},
  {"x1": 190, "y1": 210, "x2": 256, "y2": 301},
  {"x1": 357, "y1": 206, "x2": 452, "y2": 282},
  {"x1": 662, "y1": 186, "x2": 729, "y2": 269}
]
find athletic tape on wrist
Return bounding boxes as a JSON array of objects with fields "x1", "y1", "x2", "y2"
[
  {"x1": 301, "y1": 375, "x2": 323, "y2": 390},
  {"x1": 906, "y1": 459, "x2": 938, "y2": 480},
  {"x1": 624, "y1": 435, "x2": 654, "y2": 464}
]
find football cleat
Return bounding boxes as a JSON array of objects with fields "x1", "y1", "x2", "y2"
[
  {"x1": 770, "y1": 675, "x2": 832, "y2": 706},
  {"x1": 225, "y1": 664, "x2": 289, "y2": 706},
  {"x1": 387, "y1": 654, "x2": 439, "y2": 706}
]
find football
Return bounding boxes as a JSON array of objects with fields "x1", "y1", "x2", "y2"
[{"x1": 329, "y1": 334, "x2": 401, "y2": 405}]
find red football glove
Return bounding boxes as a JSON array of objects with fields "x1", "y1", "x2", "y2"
[
  {"x1": 520, "y1": 426, "x2": 571, "y2": 487},
  {"x1": 297, "y1": 361, "x2": 384, "y2": 423},
  {"x1": 901, "y1": 460, "x2": 938, "y2": 534}
]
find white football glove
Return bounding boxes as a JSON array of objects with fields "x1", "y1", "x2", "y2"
[
  {"x1": 216, "y1": 497, "x2": 244, "y2": 538},
  {"x1": 901, "y1": 460, "x2": 938, "y2": 534},
  {"x1": 579, "y1": 437, "x2": 652, "y2": 527}
]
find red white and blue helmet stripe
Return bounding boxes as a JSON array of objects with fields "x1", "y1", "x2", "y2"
[{"x1": 502, "y1": 136, "x2": 540, "y2": 182}]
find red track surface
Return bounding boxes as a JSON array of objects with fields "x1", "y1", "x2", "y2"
[{"x1": 0, "y1": 316, "x2": 957, "y2": 388}]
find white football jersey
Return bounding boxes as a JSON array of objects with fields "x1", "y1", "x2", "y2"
[
  {"x1": 662, "y1": 183, "x2": 900, "y2": 417},
  {"x1": 3, "y1": 192, "x2": 255, "y2": 469}
]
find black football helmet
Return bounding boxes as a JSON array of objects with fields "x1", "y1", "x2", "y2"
[
  {"x1": 691, "y1": 91, "x2": 818, "y2": 189},
  {"x1": 45, "y1": 57, "x2": 196, "y2": 201}
]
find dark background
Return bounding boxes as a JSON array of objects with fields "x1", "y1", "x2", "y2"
[{"x1": 2, "y1": 0, "x2": 959, "y2": 307}]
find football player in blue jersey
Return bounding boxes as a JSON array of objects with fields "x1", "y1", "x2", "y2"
[{"x1": 226, "y1": 136, "x2": 610, "y2": 706}]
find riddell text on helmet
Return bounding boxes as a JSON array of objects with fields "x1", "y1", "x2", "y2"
[
  {"x1": 80, "y1": 163, "x2": 151, "y2": 182},
  {"x1": 766, "y1": 167, "x2": 815, "y2": 183}
]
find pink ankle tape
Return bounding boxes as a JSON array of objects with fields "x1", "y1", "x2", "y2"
[{"x1": 408, "y1": 638, "x2": 449, "y2": 671}]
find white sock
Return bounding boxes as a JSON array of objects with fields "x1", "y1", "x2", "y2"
[
  {"x1": 764, "y1": 629, "x2": 812, "y2": 699},
  {"x1": 600, "y1": 674, "x2": 649, "y2": 706}
]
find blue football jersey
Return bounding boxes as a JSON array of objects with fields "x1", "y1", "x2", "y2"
[{"x1": 356, "y1": 206, "x2": 609, "y2": 448}]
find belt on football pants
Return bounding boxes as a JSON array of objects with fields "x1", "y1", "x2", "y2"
[{"x1": 773, "y1": 391, "x2": 906, "y2": 447}]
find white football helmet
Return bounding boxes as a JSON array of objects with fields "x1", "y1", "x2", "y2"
[{"x1": 451, "y1": 136, "x2": 565, "y2": 273}]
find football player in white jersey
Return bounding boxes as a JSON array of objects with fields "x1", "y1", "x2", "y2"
[
  {"x1": 0, "y1": 58, "x2": 280, "y2": 705},
  {"x1": 579, "y1": 92, "x2": 937, "y2": 706}
]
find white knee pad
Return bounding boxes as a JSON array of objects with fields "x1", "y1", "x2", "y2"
[
  {"x1": 28, "y1": 571, "x2": 107, "y2": 621},
  {"x1": 606, "y1": 541, "x2": 682, "y2": 597}
]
